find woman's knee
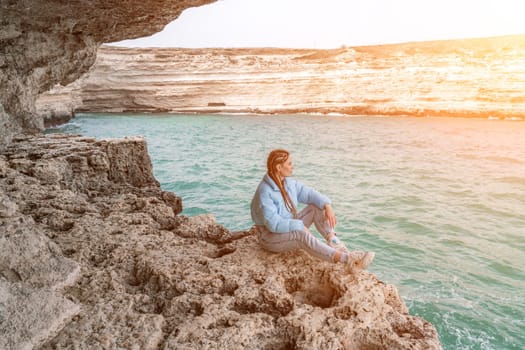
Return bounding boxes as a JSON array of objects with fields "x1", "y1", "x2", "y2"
[
  {"x1": 308, "y1": 204, "x2": 326, "y2": 219},
  {"x1": 305, "y1": 203, "x2": 323, "y2": 213}
]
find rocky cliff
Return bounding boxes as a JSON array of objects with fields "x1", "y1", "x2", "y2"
[
  {"x1": 0, "y1": 134, "x2": 441, "y2": 349},
  {"x1": 0, "y1": 0, "x2": 215, "y2": 148},
  {"x1": 1, "y1": 1, "x2": 443, "y2": 348},
  {"x1": 37, "y1": 35, "x2": 525, "y2": 120}
]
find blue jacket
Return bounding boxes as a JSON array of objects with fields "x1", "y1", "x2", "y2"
[{"x1": 251, "y1": 173, "x2": 331, "y2": 233}]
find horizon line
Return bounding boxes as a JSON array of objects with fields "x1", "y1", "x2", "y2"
[{"x1": 107, "y1": 32, "x2": 525, "y2": 50}]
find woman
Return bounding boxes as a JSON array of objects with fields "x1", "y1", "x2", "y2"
[{"x1": 251, "y1": 149, "x2": 374, "y2": 272}]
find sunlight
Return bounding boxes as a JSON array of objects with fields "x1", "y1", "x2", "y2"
[{"x1": 111, "y1": 0, "x2": 525, "y2": 48}]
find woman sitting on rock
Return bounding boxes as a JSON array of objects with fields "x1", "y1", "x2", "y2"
[{"x1": 251, "y1": 148, "x2": 374, "y2": 272}]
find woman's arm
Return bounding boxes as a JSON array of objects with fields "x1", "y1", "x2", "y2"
[
  {"x1": 295, "y1": 179, "x2": 336, "y2": 229},
  {"x1": 294, "y1": 179, "x2": 331, "y2": 209},
  {"x1": 324, "y1": 203, "x2": 337, "y2": 229},
  {"x1": 257, "y1": 191, "x2": 304, "y2": 233}
]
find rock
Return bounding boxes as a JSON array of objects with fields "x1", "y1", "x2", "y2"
[
  {"x1": 161, "y1": 190, "x2": 183, "y2": 215},
  {"x1": 0, "y1": 0, "x2": 216, "y2": 148},
  {"x1": 0, "y1": 280, "x2": 80, "y2": 350},
  {"x1": 100, "y1": 137, "x2": 160, "y2": 187},
  {"x1": 173, "y1": 214, "x2": 231, "y2": 242},
  {"x1": 0, "y1": 220, "x2": 80, "y2": 289},
  {"x1": 36, "y1": 39, "x2": 525, "y2": 119},
  {"x1": 0, "y1": 133, "x2": 186, "y2": 349},
  {"x1": 0, "y1": 155, "x2": 9, "y2": 177},
  {"x1": 0, "y1": 134, "x2": 441, "y2": 349},
  {"x1": 0, "y1": 195, "x2": 18, "y2": 217},
  {"x1": 44, "y1": 301, "x2": 165, "y2": 350},
  {"x1": 35, "y1": 83, "x2": 83, "y2": 128}
]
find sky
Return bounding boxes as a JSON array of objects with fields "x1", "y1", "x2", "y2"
[{"x1": 112, "y1": 0, "x2": 525, "y2": 48}]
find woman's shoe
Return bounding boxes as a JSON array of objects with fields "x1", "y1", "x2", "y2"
[{"x1": 346, "y1": 251, "x2": 375, "y2": 272}]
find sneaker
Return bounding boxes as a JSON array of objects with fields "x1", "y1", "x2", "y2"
[{"x1": 346, "y1": 251, "x2": 375, "y2": 272}]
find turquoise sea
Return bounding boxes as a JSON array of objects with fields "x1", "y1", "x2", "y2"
[{"x1": 49, "y1": 113, "x2": 525, "y2": 350}]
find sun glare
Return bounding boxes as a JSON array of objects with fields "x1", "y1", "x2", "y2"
[{"x1": 112, "y1": 0, "x2": 525, "y2": 49}]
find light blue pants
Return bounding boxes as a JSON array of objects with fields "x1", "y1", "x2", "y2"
[{"x1": 256, "y1": 204, "x2": 338, "y2": 262}]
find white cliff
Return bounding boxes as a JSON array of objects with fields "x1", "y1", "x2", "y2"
[{"x1": 38, "y1": 35, "x2": 525, "y2": 120}]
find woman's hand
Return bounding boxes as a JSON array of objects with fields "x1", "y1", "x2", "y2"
[{"x1": 324, "y1": 204, "x2": 337, "y2": 229}]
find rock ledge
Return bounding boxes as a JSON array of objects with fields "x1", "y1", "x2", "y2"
[{"x1": 0, "y1": 134, "x2": 441, "y2": 349}]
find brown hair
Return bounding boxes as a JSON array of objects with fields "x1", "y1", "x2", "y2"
[{"x1": 267, "y1": 149, "x2": 297, "y2": 218}]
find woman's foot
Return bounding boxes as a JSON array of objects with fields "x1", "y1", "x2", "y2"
[
  {"x1": 326, "y1": 233, "x2": 348, "y2": 252},
  {"x1": 346, "y1": 251, "x2": 375, "y2": 272}
]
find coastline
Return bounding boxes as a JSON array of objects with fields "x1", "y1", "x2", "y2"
[
  {"x1": 37, "y1": 36, "x2": 525, "y2": 124},
  {"x1": 1, "y1": 1, "x2": 522, "y2": 346},
  {"x1": 51, "y1": 110, "x2": 523, "y2": 127},
  {"x1": 119, "y1": 108, "x2": 525, "y2": 120}
]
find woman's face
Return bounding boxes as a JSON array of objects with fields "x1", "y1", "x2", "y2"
[{"x1": 277, "y1": 156, "x2": 294, "y2": 178}]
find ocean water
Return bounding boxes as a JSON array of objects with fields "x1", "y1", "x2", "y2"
[{"x1": 48, "y1": 113, "x2": 525, "y2": 350}]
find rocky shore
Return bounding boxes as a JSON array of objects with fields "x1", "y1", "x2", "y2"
[
  {"x1": 0, "y1": 133, "x2": 441, "y2": 349},
  {"x1": 1, "y1": 1, "x2": 445, "y2": 348},
  {"x1": 37, "y1": 35, "x2": 525, "y2": 121}
]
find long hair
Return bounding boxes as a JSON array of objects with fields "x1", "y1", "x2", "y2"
[{"x1": 267, "y1": 149, "x2": 298, "y2": 218}]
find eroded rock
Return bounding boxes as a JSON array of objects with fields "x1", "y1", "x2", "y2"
[
  {"x1": 0, "y1": 0, "x2": 216, "y2": 147},
  {"x1": 36, "y1": 39, "x2": 525, "y2": 119},
  {"x1": 0, "y1": 134, "x2": 184, "y2": 349},
  {"x1": 0, "y1": 194, "x2": 18, "y2": 217},
  {"x1": 0, "y1": 280, "x2": 80, "y2": 350},
  {"x1": 0, "y1": 220, "x2": 80, "y2": 289},
  {"x1": 0, "y1": 134, "x2": 441, "y2": 349}
]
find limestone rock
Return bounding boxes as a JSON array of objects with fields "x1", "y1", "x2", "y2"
[
  {"x1": 0, "y1": 219, "x2": 80, "y2": 290},
  {"x1": 101, "y1": 137, "x2": 160, "y2": 187},
  {"x1": 0, "y1": 134, "x2": 185, "y2": 349},
  {"x1": 36, "y1": 38, "x2": 525, "y2": 119},
  {"x1": 0, "y1": 195, "x2": 18, "y2": 217},
  {"x1": 0, "y1": 134, "x2": 441, "y2": 349},
  {"x1": 0, "y1": 0, "x2": 216, "y2": 147},
  {"x1": 0, "y1": 280, "x2": 80, "y2": 350}
]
